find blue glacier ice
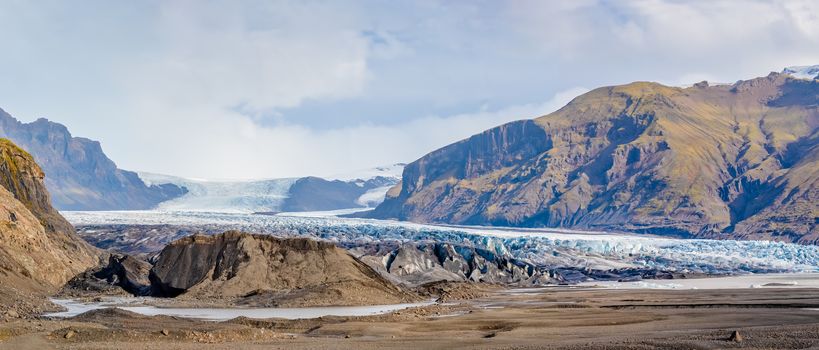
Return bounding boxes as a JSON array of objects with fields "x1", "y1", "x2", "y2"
[{"x1": 63, "y1": 210, "x2": 819, "y2": 275}]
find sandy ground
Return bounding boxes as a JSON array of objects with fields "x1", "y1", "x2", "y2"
[{"x1": 3, "y1": 287, "x2": 819, "y2": 349}]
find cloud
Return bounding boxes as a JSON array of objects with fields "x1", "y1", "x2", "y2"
[
  {"x1": 0, "y1": 1, "x2": 817, "y2": 180},
  {"x1": 126, "y1": 1, "x2": 370, "y2": 112},
  {"x1": 123, "y1": 87, "x2": 587, "y2": 180},
  {"x1": 505, "y1": 0, "x2": 819, "y2": 83}
]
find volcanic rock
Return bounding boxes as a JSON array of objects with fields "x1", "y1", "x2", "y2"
[{"x1": 62, "y1": 254, "x2": 152, "y2": 296}]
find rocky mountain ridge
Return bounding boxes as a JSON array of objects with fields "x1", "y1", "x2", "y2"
[
  {"x1": 0, "y1": 109, "x2": 187, "y2": 210},
  {"x1": 368, "y1": 71, "x2": 818, "y2": 243}
]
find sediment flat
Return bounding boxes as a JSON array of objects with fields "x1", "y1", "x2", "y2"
[{"x1": 3, "y1": 286, "x2": 819, "y2": 349}]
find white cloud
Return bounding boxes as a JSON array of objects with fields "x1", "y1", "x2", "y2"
[
  {"x1": 124, "y1": 87, "x2": 587, "y2": 180},
  {"x1": 126, "y1": 1, "x2": 370, "y2": 112},
  {"x1": 0, "y1": 1, "x2": 817, "y2": 180},
  {"x1": 779, "y1": 0, "x2": 819, "y2": 37}
]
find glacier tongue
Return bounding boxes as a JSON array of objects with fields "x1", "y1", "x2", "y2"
[
  {"x1": 137, "y1": 173, "x2": 297, "y2": 213},
  {"x1": 137, "y1": 166, "x2": 403, "y2": 213},
  {"x1": 63, "y1": 210, "x2": 819, "y2": 276}
]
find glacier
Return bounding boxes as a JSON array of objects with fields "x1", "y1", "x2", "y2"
[
  {"x1": 355, "y1": 185, "x2": 394, "y2": 207},
  {"x1": 64, "y1": 210, "x2": 819, "y2": 276},
  {"x1": 138, "y1": 172, "x2": 297, "y2": 213},
  {"x1": 136, "y1": 163, "x2": 404, "y2": 213}
]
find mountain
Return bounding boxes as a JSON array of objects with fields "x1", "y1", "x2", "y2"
[
  {"x1": 282, "y1": 175, "x2": 398, "y2": 211},
  {"x1": 149, "y1": 231, "x2": 416, "y2": 306},
  {"x1": 0, "y1": 109, "x2": 186, "y2": 210},
  {"x1": 0, "y1": 138, "x2": 99, "y2": 317},
  {"x1": 368, "y1": 70, "x2": 818, "y2": 244},
  {"x1": 138, "y1": 165, "x2": 403, "y2": 213}
]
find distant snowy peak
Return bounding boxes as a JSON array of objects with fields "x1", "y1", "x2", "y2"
[
  {"x1": 782, "y1": 65, "x2": 819, "y2": 80},
  {"x1": 327, "y1": 163, "x2": 406, "y2": 181}
]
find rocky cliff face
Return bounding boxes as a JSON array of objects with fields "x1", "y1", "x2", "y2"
[
  {"x1": 149, "y1": 231, "x2": 416, "y2": 306},
  {"x1": 0, "y1": 138, "x2": 99, "y2": 316},
  {"x1": 0, "y1": 109, "x2": 186, "y2": 210},
  {"x1": 370, "y1": 72, "x2": 818, "y2": 243}
]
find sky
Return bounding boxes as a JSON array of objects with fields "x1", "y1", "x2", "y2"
[{"x1": 0, "y1": 0, "x2": 818, "y2": 180}]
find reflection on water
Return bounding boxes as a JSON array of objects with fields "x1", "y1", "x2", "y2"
[{"x1": 45, "y1": 298, "x2": 434, "y2": 321}]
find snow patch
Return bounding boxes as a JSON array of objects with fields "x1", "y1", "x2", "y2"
[
  {"x1": 327, "y1": 163, "x2": 405, "y2": 181},
  {"x1": 356, "y1": 185, "x2": 394, "y2": 207},
  {"x1": 783, "y1": 65, "x2": 819, "y2": 80}
]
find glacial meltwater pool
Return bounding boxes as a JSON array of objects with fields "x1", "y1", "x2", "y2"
[
  {"x1": 576, "y1": 273, "x2": 819, "y2": 290},
  {"x1": 44, "y1": 298, "x2": 435, "y2": 321}
]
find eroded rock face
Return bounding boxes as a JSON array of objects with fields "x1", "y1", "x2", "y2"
[
  {"x1": 369, "y1": 74, "x2": 818, "y2": 243},
  {"x1": 0, "y1": 138, "x2": 99, "y2": 285},
  {"x1": 149, "y1": 231, "x2": 416, "y2": 306},
  {"x1": 62, "y1": 254, "x2": 152, "y2": 296},
  {"x1": 0, "y1": 109, "x2": 187, "y2": 210},
  {"x1": 0, "y1": 138, "x2": 100, "y2": 316}
]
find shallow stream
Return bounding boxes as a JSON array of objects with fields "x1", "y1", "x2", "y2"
[{"x1": 45, "y1": 298, "x2": 435, "y2": 321}]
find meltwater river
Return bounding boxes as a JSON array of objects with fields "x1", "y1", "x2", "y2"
[{"x1": 45, "y1": 298, "x2": 435, "y2": 321}]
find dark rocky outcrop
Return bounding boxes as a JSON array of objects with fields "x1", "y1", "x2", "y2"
[
  {"x1": 0, "y1": 109, "x2": 186, "y2": 210},
  {"x1": 353, "y1": 242, "x2": 553, "y2": 286},
  {"x1": 149, "y1": 231, "x2": 417, "y2": 306},
  {"x1": 368, "y1": 73, "x2": 819, "y2": 243},
  {"x1": 61, "y1": 254, "x2": 152, "y2": 297},
  {"x1": 0, "y1": 138, "x2": 100, "y2": 317}
]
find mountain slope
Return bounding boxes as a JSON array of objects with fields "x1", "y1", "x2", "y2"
[
  {"x1": 0, "y1": 138, "x2": 99, "y2": 316},
  {"x1": 369, "y1": 71, "x2": 818, "y2": 243},
  {"x1": 282, "y1": 175, "x2": 398, "y2": 212},
  {"x1": 0, "y1": 109, "x2": 186, "y2": 210}
]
